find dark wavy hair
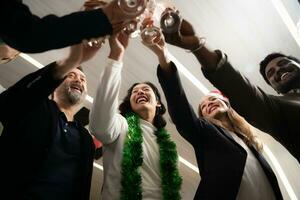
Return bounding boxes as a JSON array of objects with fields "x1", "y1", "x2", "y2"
[
  {"x1": 51, "y1": 66, "x2": 84, "y2": 100},
  {"x1": 119, "y1": 82, "x2": 167, "y2": 129},
  {"x1": 260, "y1": 52, "x2": 300, "y2": 85}
]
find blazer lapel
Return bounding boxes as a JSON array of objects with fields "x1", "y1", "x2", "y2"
[{"x1": 249, "y1": 146, "x2": 283, "y2": 200}]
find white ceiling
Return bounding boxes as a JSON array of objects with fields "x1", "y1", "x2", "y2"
[{"x1": 1, "y1": 0, "x2": 300, "y2": 199}]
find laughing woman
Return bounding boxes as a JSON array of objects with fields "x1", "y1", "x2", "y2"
[
  {"x1": 142, "y1": 30, "x2": 283, "y2": 199},
  {"x1": 89, "y1": 32, "x2": 182, "y2": 200}
]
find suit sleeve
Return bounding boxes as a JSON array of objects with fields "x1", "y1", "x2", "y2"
[
  {"x1": 157, "y1": 62, "x2": 210, "y2": 147},
  {"x1": 0, "y1": 0, "x2": 112, "y2": 53},
  {"x1": 0, "y1": 62, "x2": 63, "y2": 123},
  {"x1": 202, "y1": 55, "x2": 280, "y2": 137}
]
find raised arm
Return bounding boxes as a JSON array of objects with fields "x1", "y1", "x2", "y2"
[
  {"x1": 158, "y1": 62, "x2": 205, "y2": 146},
  {"x1": 0, "y1": 62, "x2": 62, "y2": 123},
  {"x1": 89, "y1": 32, "x2": 130, "y2": 144},
  {"x1": 162, "y1": 15, "x2": 277, "y2": 136},
  {"x1": 0, "y1": 42, "x2": 101, "y2": 123},
  {"x1": 0, "y1": 0, "x2": 140, "y2": 53},
  {"x1": 142, "y1": 31, "x2": 209, "y2": 145}
]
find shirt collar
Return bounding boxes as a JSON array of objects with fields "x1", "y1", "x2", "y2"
[{"x1": 59, "y1": 109, "x2": 79, "y2": 127}]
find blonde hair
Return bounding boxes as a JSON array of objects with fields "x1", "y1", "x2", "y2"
[{"x1": 198, "y1": 104, "x2": 263, "y2": 152}]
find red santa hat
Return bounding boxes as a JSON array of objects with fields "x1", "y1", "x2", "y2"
[
  {"x1": 207, "y1": 90, "x2": 229, "y2": 104},
  {"x1": 198, "y1": 90, "x2": 230, "y2": 116}
]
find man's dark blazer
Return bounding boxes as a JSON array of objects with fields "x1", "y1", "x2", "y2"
[
  {"x1": 202, "y1": 54, "x2": 300, "y2": 162},
  {"x1": 0, "y1": 62, "x2": 95, "y2": 199},
  {"x1": 0, "y1": 0, "x2": 112, "y2": 53}
]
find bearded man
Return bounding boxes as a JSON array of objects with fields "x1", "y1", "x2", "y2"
[{"x1": 0, "y1": 42, "x2": 101, "y2": 199}]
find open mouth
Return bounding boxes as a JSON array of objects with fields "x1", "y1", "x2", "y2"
[
  {"x1": 277, "y1": 65, "x2": 297, "y2": 82},
  {"x1": 208, "y1": 105, "x2": 219, "y2": 114},
  {"x1": 70, "y1": 84, "x2": 82, "y2": 93},
  {"x1": 136, "y1": 95, "x2": 148, "y2": 104},
  {"x1": 280, "y1": 72, "x2": 290, "y2": 81}
]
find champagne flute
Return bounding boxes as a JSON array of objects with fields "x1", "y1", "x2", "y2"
[
  {"x1": 144, "y1": 0, "x2": 180, "y2": 34},
  {"x1": 140, "y1": 0, "x2": 176, "y2": 45},
  {"x1": 117, "y1": 0, "x2": 148, "y2": 16},
  {"x1": 160, "y1": 8, "x2": 181, "y2": 34},
  {"x1": 121, "y1": 0, "x2": 156, "y2": 38},
  {"x1": 140, "y1": 19, "x2": 162, "y2": 45}
]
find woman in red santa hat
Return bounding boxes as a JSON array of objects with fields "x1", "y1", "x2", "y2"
[{"x1": 143, "y1": 26, "x2": 284, "y2": 200}]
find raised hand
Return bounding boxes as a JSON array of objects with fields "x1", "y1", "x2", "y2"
[
  {"x1": 141, "y1": 25, "x2": 170, "y2": 69},
  {"x1": 54, "y1": 42, "x2": 101, "y2": 79},
  {"x1": 108, "y1": 32, "x2": 130, "y2": 61},
  {"x1": 142, "y1": 28, "x2": 166, "y2": 58},
  {"x1": 102, "y1": 0, "x2": 146, "y2": 34},
  {"x1": 162, "y1": 13, "x2": 200, "y2": 51},
  {"x1": 162, "y1": 11, "x2": 218, "y2": 72}
]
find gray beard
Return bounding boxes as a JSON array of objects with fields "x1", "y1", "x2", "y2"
[
  {"x1": 66, "y1": 90, "x2": 82, "y2": 104},
  {"x1": 64, "y1": 85, "x2": 84, "y2": 105}
]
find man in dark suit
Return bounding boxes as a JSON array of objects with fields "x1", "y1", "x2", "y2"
[{"x1": 0, "y1": 41, "x2": 101, "y2": 199}]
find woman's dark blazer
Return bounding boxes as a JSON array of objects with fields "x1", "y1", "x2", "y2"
[{"x1": 157, "y1": 62, "x2": 283, "y2": 200}]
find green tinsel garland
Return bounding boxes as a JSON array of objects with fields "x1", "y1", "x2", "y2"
[{"x1": 120, "y1": 112, "x2": 182, "y2": 200}]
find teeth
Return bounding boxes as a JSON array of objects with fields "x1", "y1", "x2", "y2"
[
  {"x1": 280, "y1": 72, "x2": 289, "y2": 81},
  {"x1": 138, "y1": 99, "x2": 146, "y2": 103},
  {"x1": 137, "y1": 97, "x2": 147, "y2": 103},
  {"x1": 71, "y1": 86, "x2": 81, "y2": 92},
  {"x1": 209, "y1": 105, "x2": 218, "y2": 113}
]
